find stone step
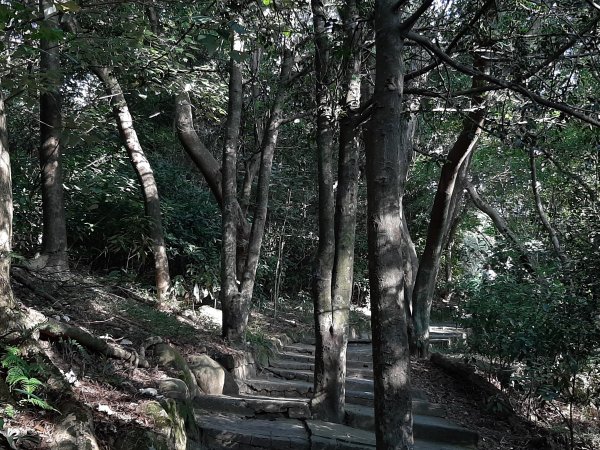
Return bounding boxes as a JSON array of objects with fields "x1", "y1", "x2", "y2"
[
  {"x1": 345, "y1": 404, "x2": 478, "y2": 447},
  {"x1": 244, "y1": 378, "x2": 428, "y2": 407},
  {"x1": 194, "y1": 390, "x2": 444, "y2": 421},
  {"x1": 283, "y1": 343, "x2": 373, "y2": 363},
  {"x1": 298, "y1": 326, "x2": 466, "y2": 348},
  {"x1": 265, "y1": 367, "x2": 429, "y2": 402},
  {"x1": 272, "y1": 351, "x2": 373, "y2": 370},
  {"x1": 268, "y1": 359, "x2": 374, "y2": 379},
  {"x1": 193, "y1": 414, "x2": 474, "y2": 450},
  {"x1": 193, "y1": 393, "x2": 310, "y2": 419},
  {"x1": 266, "y1": 367, "x2": 374, "y2": 392},
  {"x1": 245, "y1": 377, "x2": 374, "y2": 405}
]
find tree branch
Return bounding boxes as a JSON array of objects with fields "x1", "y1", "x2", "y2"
[
  {"x1": 405, "y1": 31, "x2": 600, "y2": 127},
  {"x1": 399, "y1": 0, "x2": 434, "y2": 32}
]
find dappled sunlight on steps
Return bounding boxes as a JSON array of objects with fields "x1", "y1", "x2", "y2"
[{"x1": 191, "y1": 329, "x2": 478, "y2": 449}]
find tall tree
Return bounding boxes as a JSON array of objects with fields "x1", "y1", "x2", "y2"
[
  {"x1": 38, "y1": 0, "x2": 68, "y2": 270},
  {"x1": 411, "y1": 54, "x2": 487, "y2": 357},
  {"x1": 311, "y1": 0, "x2": 364, "y2": 423},
  {"x1": 221, "y1": 30, "x2": 244, "y2": 342},
  {"x1": 364, "y1": 0, "x2": 433, "y2": 446},
  {"x1": 310, "y1": 0, "x2": 338, "y2": 421},
  {"x1": 92, "y1": 67, "x2": 171, "y2": 301},
  {"x1": 221, "y1": 48, "x2": 295, "y2": 341},
  {"x1": 0, "y1": 86, "x2": 14, "y2": 323}
]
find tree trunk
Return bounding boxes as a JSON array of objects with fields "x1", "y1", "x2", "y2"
[
  {"x1": 38, "y1": 0, "x2": 68, "y2": 271},
  {"x1": 223, "y1": 50, "x2": 294, "y2": 342},
  {"x1": 240, "y1": 47, "x2": 264, "y2": 217},
  {"x1": 221, "y1": 32, "x2": 244, "y2": 342},
  {"x1": 365, "y1": 2, "x2": 414, "y2": 447},
  {"x1": 311, "y1": 0, "x2": 363, "y2": 423},
  {"x1": 93, "y1": 67, "x2": 171, "y2": 301},
  {"x1": 174, "y1": 90, "x2": 251, "y2": 266},
  {"x1": 175, "y1": 91, "x2": 224, "y2": 206},
  {"x1": 529, "y1": 148, "x2": 568, "y2": 265},
  {"x1": 412, "y1": 57, "x2": 487, "y2": 358},
  {"x1": 466, "y1": 180, "x2": 537, "y2": 273},
  {"x1": 309, "y1": 0, "x2": 338, "y2": 422},
  {"x1": 0, "y1": 87, "x2": 15, "y2": 321},
  {"x1": 398, "y1": 115, "x2": 418, "y2": 342}
]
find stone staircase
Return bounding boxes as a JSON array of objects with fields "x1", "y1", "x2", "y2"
[{"x1": 192, "y1": 329, "x2": 476, "y2": 449}]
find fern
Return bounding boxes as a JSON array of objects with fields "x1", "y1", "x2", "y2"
[
  {"x1": 1, "y1": 347, "x2": 58, "y2": 413},
  {"x1": 1, "y1": 348, "x2": 25, "y2": 371},
  {"x1": 5, "y1": 368, "x2": 27, "y2": 388}
]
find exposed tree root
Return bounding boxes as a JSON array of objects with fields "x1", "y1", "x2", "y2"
[{"x1": 38, "y1": 319, "x2": 149, "y2": 368}]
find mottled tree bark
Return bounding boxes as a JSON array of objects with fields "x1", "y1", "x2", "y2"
[
  {"x1": 310, "y1": 0, "x2": 337, "y2": 421},
  {"x1": 0, "y1": 87, "x2": 14, "y2": 321},
  {"x1": 311, "y1": 0, "x2": 363, "y2": 423},
  {"x1": 398, "y1": 115, "x2": 418, "y2": 341},
  {"x1": 365, "y1": 1, "x2": 418, "y2": 447},
  {"x1": 412, "y1": 56, "x2": 487, "y2": 358},
  {"x1": 175, "y1": 92, "x2": 224, "y2": 206},
  {"x1": 93, "y1": 67, "x2": 171, "y2": 301},
  {"x1": 221, "y1": 32, "x2": 245, "y2": 342},
  {"x1": 240, "y1": 47, "x2": 264, "y2": 217},
  {"x1": 38, "y1": 0, "x2": 68, "y2": 271}
]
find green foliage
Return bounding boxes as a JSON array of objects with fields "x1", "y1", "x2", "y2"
[
  {"x1": 460, "y1": 274, "x2": 600, "y2": 409},
  {"x1": 1, "y1": 348, "x2": 56, "y2": 413},
  {"x1": 244, "y1": 329, "x2": 275, "y2": 368}
]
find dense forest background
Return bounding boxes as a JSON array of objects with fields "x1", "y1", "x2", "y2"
[{"x1": 0, "y1": 0, "x2": 599, "y2": 449}]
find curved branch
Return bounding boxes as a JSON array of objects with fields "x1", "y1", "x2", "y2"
[
  {"x1": 405, "y1": 31, "x2": 600, "y2": 127},
  {"x1": 529, "y1": 149, "x2": 569, "y2": 265},
  {"x1": 466, "y1": 180, "x2": 536, "y2": 274}
]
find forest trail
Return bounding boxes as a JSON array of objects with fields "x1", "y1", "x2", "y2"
[
  {"x1": 189, "y1": 339, "x2": 479, "y2": 449},
  {"x1": 6, "y1": 270, "x2": 544, "y2": 449}
]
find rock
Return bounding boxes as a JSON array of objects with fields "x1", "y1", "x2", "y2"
[
  {"x1": 152, "y1": 343, "x2": 184, "y2": 368},
  {"x1": 52, "y1": 412, "x2": 100, "y2": 450},
  {"x1": 223, "y1": 369, "x2": 240, "y2": 395},
  {"x1": 197, "y1": 305, "x2": 222, "y2": 328},
  {"x1": 158, "y1": 378, "x2": 190, "y2": 400},
  {"x1": 188, "y1": 354, "x2": 225, "y2": 395},
  {"x1": 139, "y1": 387, "x2": 158, "y2": 397},
  {"x1": 111, "y1": 428, "x2": 170, "y2": 450}
]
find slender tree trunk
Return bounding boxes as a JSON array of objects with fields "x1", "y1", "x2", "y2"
[
  {"x1": 174, "y1": 91, "x2": 251, "y2": 259},
  {"x1": 221, "y1": 32, "x2": 244, "y2": 342},
  {"x1": 412, "y1": 57, "x2": 487, "y2": 358},
  {"x1": 240, "y1": 47, "x2": 264, "y2": 217},
  {"x1": 365, "y1": 2, "x2": 415, "y2": 447},
  {"x1": 311, "y1": 0, "x2": 363, "y2": 423},
  {"x1": 240, "y1": 153, "x2": 260, "y2": 216},
  {"x1": 175, "y1": 92, "x2": 224, "y2": 206},
  {"x1": 38, "y1": 0, "x2": 68, "y2": 271},
  {"x1": 223, "y1": 50, "x2": 294, "y2": 341},
  {"x1": 0, "y1": 87, "x2": 15, "y2": 320},
  {"x1": 466, "y1": 180, "x2": 537, "y2": 273},
  {"x1": 529, "y1": 148, "x2": 568, "y2": 265},
  {"x1": 310, "y1": 0, "x2": 337, "y2": 421},
  {"x1": 399, "y1": 115, "x2": 418, "y2": 342},
  {"x1": 93, "y1": 67, "x2": 171, "y2": 300}
]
